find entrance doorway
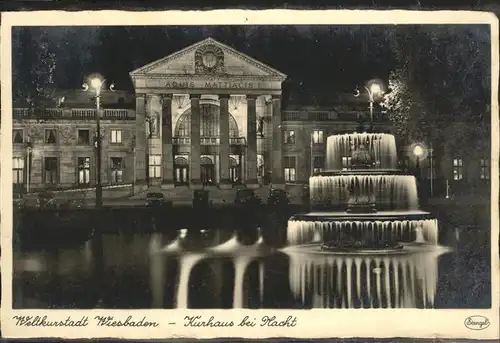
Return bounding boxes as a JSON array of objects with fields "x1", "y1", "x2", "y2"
[
  {"x1": 201, "y1": 156, "x2": 215, "y2": 185},
  {"x1": 174, "y1": 157, "x2": 189, "y2": 185},
  {"x1": 229, "y1": 157, "x2": 240, "y2": 184}
]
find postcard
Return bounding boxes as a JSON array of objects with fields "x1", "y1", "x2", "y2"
[{"x1": 0, "y1": 9, "x2": 498, "y2": 340}]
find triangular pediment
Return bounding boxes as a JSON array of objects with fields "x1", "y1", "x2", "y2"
[{"x1": 130, "y1": 37, "x2": 287, "y2": 81}]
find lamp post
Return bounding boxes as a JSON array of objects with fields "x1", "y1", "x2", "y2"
[
  {"x1": 82, "y1": 76, "x2": 115, "y2": 208},
  {"x1": 354, "y1": 81, "x2": 384, "y2": 125},
  {"x1": 429, "y1": 144, "x2": 434, "y2": 197},
  {"x1": 412, "y1": 144, "x2": 425, "y2": 178}
]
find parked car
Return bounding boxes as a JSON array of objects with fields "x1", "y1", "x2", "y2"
[
  {"x1": 234, "y1": 189, "x2": 261, "y2": 205},
  {"x1": 193, "y1": 190, "x2": 210, "y2": 208},
  {"x1": 146, "y1": 192, "x2": 165, "y2": 207},
  {"x1": 268, "y1": 188, "x2": 290, "y2": 206},
  {"x1": 60, "y1": 198, "x2": 86, "y2": 209},
  {"x1": 37, "y1": 191, "x2": 57, "y2": 209},
  {"x1": 13, "y1": 193, "x2": 25, "y2": 210}
]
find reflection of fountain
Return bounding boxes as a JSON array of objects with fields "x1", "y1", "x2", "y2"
[
  {"x1": 283, "y1": 245, "x2": 450, "y2": 308},
  {"x1": 161, "y1": 229, "x2": 188, "y2": 253},
  {"x1": 288, "y1": 131, "x2": 440, "y2": 249},
  {"x1": 148, "y1": 227, "x2": 269, "y2": 309},
  {"x1": 176, "y1": 253, "x2": 207, "y2": 308}
]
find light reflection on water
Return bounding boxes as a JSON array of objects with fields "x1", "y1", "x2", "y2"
[{"x1": 15, "y1": 226, "x2": 455, "y2": 309}]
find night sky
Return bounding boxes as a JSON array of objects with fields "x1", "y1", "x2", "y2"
[{"x1": 12, "y1": 25, "x2": 491, "y2": 107}]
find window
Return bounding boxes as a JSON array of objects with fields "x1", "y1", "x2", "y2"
[
  {"x1": 342, "y1": 156, "x2": 352, "y2": 171},
  {"x1": 312, "y1": 130, "x2": 324, "y2": 144},
  {"x1": 284, "y1": 156, "x2": 296, "y2": 182},
  {"x1": 313, "y1": 156, "x2": 325, "y2": 173},
  {"x1": 480, "y1": 158, "x2": 490, "y2": 180},
  {"x1": 110, "y1": 157, "x2": 124, "y2": 183},
  {"x1": 13, "y1": 130, "x2": 23, "y2": 144},
  {"x1": 149, "y1": 155, "x2": 161, "y2": 178},
  {"x1": 13, "y1": 157, "x2": 24, "y2": 184},
  {"x1": 284, "y1": 130, "x2": 295, "y2": 144},
  {"x1": 44, "y1": 157, "x2": 58, "y2": 184},
  {"x1": 400, "y1": 156, "x2": 410, "y2": 171},
  {"x1": 111, "y1": 129, "x2": 122, "y2": 144},
  {"x1": 78, "y1": 157, "x2": 91, "y2": 185},
  {"x1": 45, "y1": 129, "x2": 57, "y2": 144},
  {"x1": 453, "y1": 158, "x2": 464, "y2": 180},
  {"x1": 78, "y1": 129, "x2": 90, "y2": 145}
]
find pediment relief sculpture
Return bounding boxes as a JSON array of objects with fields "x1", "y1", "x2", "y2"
[{"x1": 195, "y1": 44, "x2": 225, "y2": 75}]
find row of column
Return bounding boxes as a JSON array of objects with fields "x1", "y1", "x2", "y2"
[{"x1": 135, "y1": 93, "x2": 285, "y2": 188}]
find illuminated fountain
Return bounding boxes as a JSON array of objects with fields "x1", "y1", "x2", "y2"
[{"x1": 287, "y1": 131, "x2": 439, "y2": 249}]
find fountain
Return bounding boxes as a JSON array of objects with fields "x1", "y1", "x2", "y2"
[{"x1": 287, "y1": 127, "x2": 439, "y2": 250}]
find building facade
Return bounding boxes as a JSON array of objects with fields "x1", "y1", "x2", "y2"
[{"x1": 11, "y1": 38, "x2": 491, "y2": 199}]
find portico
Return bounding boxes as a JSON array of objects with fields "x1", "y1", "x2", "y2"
[{"x1": 129, "y1": 38, "x2": 287, "y2": 191}]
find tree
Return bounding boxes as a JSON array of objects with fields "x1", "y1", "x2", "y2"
[
  {"x1": 12, "y1": 28, "x2": 58, "y2": 117},
  {"x1": 380, "y1": 25, "x2": 490, "y2": 149}
]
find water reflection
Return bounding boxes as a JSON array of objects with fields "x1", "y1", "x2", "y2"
[
  {"x1": 144, "y1": 227, "x2": 450, "y2": 309},
  {"x1": 16, "y1": 224, "x2": 490, "y2": 309},
  {"x1": 147, "y1": 228, "x2": 269, "y2": 309}
]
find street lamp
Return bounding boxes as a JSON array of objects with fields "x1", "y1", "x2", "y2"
[
  {"x1": 412, "y1": 143, "x2": 426, "y2": 182},
  {"x1": 82, "y1": 76, "x2": 115, "y2": 208},
  {"x1": 429, "y1": 143, "x2": 434, "y2": 197},
  {"x1": 354, "y1": 81, "x2": 384, "y2": 124}
]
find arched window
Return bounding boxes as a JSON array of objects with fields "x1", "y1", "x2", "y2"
[
  {"x1": 174, "y1": 156, "x2": 189, "y2": 185},
  {"x1": 174, "y1": 103, "x2": 239, "y2": 138},
  {"x1": 200, "y1": 156, "x2": 214, "y2": 165},
  {"x1": 174, "y1": 156, "x2": 189, "y2": 165},
  {"x1": 200, "y1": 156, "x2": 215, "y2": 185}
]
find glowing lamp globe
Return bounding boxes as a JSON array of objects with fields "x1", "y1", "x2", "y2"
[
  {"x1": 90, "y1": 78, "x2": 102, "y2": 90},
  {"x1": 370, "y1": 83, "x2": 383, "y2": 96},
  {"x1": 413, "y1": 145, "x2": 425, "y2": 158}
]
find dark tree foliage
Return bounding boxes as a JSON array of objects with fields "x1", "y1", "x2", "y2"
[
  {"x1": 381, "y1": 25, "x2": 491, "y2": 154},
  {"x1": 12, "y1": 27, "x2": 57, "y2": 113}
]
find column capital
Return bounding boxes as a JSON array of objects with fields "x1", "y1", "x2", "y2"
[
  {"x1": 246, "y1": 94, "x2": 258, "y2": 101},
  {"x1": 190, "y1": 94, "x2": 201, "y2": 100},
  {"x1": 219, "y1": 94, "x2": 231, "y2": 100},
  {"x1": 271, "y1": 94, "x2": 281, "y2": 101},
  {"x1": 161, "y1": 93, "x2": 173, "y2": 101}
]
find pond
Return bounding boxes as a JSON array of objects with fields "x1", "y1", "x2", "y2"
[{"x1": 12, "y1": 206, "x2": 491, "y2": 309}]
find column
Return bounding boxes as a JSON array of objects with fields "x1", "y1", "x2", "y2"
[
  {"x1": 190, "y1": 94, "x2": 202, "y2": 187},
  {"x1": 219, "y1": 94, "x2": 231, "y2": 188},
  {"x1": 161, "y1": 94, "x2": 175, "y2": 188},
  {"x1": 263, "y1": 97, "x2": 273, "y2": 185},
  {"x1": 271, "y1": 95, "x2": 285, "y2": 186},
  {"x1": 246, "y1": 95, "x2": 258, "y2": 188},
  {"x1": 134, "y1": 94, "x2": 147, "y2": 189}
]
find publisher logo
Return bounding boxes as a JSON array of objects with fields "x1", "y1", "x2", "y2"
[{"x1": 464, "y1": 316, "x2": 490, "y2": 330}]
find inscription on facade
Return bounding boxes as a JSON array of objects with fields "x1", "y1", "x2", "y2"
[{"x1": 165, "y1": 81, "x2": 256, "y2": 89}]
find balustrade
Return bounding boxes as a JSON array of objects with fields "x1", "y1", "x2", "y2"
[
  {"x1": 172, "y1": 136, "x2": 246, "y2": 145},
  {"x1": 13, "y1": 107, "x2": 135, "y2": 120},
  {"x1": 283, "y1": 110, "x2": 387, "y2": 122}
]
